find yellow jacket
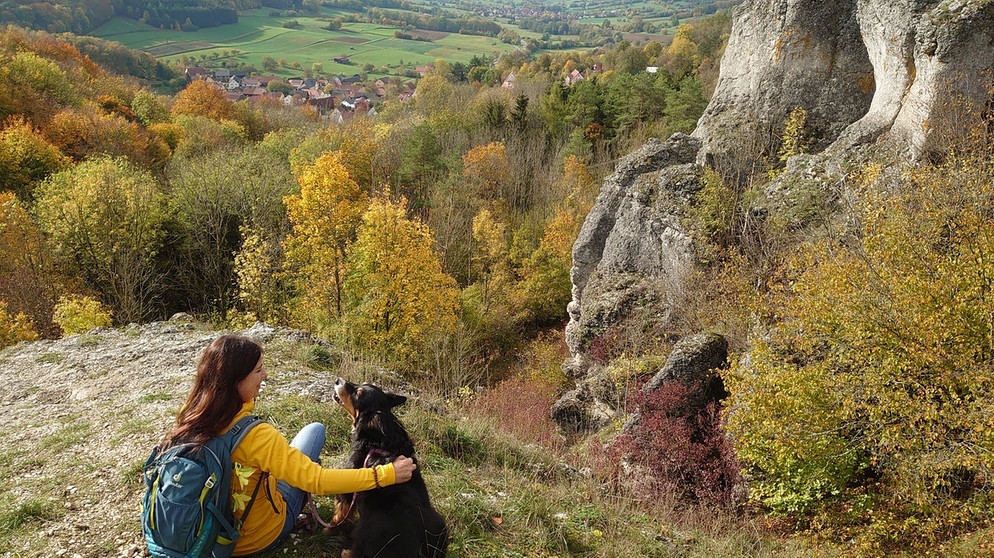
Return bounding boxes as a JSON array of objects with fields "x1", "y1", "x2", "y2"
[{"x1": 227, "y1": 401, "x2": 396, "y2": 555}]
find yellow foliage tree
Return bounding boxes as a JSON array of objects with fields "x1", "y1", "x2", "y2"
[
  {"x1": 343, "y1": 193, "x2": 459, "y2": 369},
  {"x1": 514, "y1": 207, "x2": 578, "y2": 323},
  {"x1": 0, "y1": 300, "x2": 38, "y2": 349},
  {"x1": 283, "y1": 151, "x2": 369, "y2": 328},
  {"x1": 663, "y1": 25, "x2": 700, "y2": 78},
  {"x1": 470, "y1": 206, "x2": 513, "y2": 313},
  {"x1": 52, "y1": 295, "x2": 112, "y2": 335},
  {"x1": 289, "y1": 117, "x2": 380, "y2": 191},
  {"x1": 234, "y1": 226, "x2": 286, "y2": 324},
  {"x1": 726, "y1": 152, "x2": 994, "y2": 550},
  {"x1": 32, "y1": 155, "x2": 167, "y2": 323},
  {"x1": 0, "y1": 116, "x2": 69, "y2": 200}
]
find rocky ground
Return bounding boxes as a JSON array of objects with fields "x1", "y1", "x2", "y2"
[{"x1": 0, "y1": 318, "x2": 346, "y2": 557}]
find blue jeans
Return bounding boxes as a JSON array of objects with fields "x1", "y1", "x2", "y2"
[{"x1": 259, "y1": 422, "x2": 325, "y2": 553}]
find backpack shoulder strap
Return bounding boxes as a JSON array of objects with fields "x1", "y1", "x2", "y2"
[
  {"x1": 223, "y1": 415, "x2": 263, "y2": 449},
  {"x1": 204, "y1": 415, "x2": 266, "y2": 545}
]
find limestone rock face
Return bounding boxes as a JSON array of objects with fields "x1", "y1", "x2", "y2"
[
  {"x1": 564, "y1": 134, "x2": 702, "y2": 373},
  {"x1": 566, "y1": 0, "x2": 994, "y2": 371},
  {"x1": 695, "y1": 0, "x2": 994, "y2": 164},
  {"x1": 556, "y1": 0, "x2": 994, "y2": 431},
  {"x1": 693, "y1": 0, "x2": 873, "y2": 167}
]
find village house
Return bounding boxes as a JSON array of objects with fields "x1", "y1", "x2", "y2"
[
  {"x1": 184, "y1": 67, "x2": 207, "y2": 82},
  {"x1": 564, "y1": 68, "x2": 584, "y2": 86},
  {"x1": 501, "y1": 71, "x2": 516, "y2": 89}
]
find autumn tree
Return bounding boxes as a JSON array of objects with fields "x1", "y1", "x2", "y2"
[
  {"x1": 0, "y1": 50, "x2": 78, "y2": 126},
  {"x1": 283, "y1": 151, "x2": 369, "y2": 329},
  {"x1": 0, "y1": 300, "x2": 38, "y2": 349},
  {"x1": 52, "y1": 295, "x2": 113, "y2": 335},
  {"x1": 0, "y1": 191, "x2": 61, "y2": 336},
  {"x1": 170, "y1": 79, "x2": 235, "y2": 122},
  {"x1": 288, "y1": 117, "x2": 380, "y2": 192},
  {"x1": 234, "y1": 225, "x2": 286, "y2": 323},
  {"x1": 33, "y1": 156, "x2": 168, "y2": 323},
  {"x1": 343, "y1": 193, "x2": 459, "y2": 370},
  {"x1": 167, "y1": 144, "x2": 295, "y2": 317},
  {"x1": 469, "y1": 206, "x2": 513, "y2": 313},
  {"x1": 43, "y1": 104, "x2": 170, "y2": 169},
  {"x1": 462, "y1": 142, "x2": 511, "y2": 201},
  {"x1": 0, "y1": 116, "x2": 69, "y2": 200},
  {"x1": 131, "y1": 88, "x2": 170, "y2": 126},
  {"x1": 510, "y1": 155, "x2": 595, "y2": 324},
  {"x1": 171, "y1": 114, "x2": 247, "y2": 157},
  {"x1": 662, "y1": 24, "x2": 700, "y2": 79},
  {"x1": 413, "y1": 73, "x2": 454, "y2": 117}
]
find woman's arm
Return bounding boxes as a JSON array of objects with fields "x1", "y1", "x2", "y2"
[{"x1": 243, "y1": 422, "x2": 404, "y2": 494}]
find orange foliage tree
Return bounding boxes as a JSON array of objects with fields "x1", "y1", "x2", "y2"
[
  {"x1": 170, "y1": 79, "x2": 235, "y2": 122},
  {"x1": 462, "y1": 141, "x2": 511, "y2": 200}
]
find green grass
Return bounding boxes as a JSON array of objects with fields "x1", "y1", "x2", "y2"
[
  {"x1": 35, "y1": 353, "x2": 64, "y2": 364},
  {"x1": 91, "y1": 8, "x2": 520, "y2": 78},
  {"x1": 0, "y1": 499, "x2": 58, "y2": 531},
  {"x1": 38, "y1": 421, "x2": 92, "y2": 453}
]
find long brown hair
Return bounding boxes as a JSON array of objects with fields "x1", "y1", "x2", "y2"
[{"x1": 162, "y1": 335, "x2": 262, "y2": 448}]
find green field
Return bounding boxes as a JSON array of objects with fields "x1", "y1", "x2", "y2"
[{"x1": 92, "y1": 8, "x2": 521, "y2": 77}]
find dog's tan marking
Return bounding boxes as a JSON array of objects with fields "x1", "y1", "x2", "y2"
[{"x1": 333, "y1": 383, "x2": 358, "y2": 420}]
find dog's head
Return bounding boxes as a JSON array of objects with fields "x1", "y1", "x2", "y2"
[{"x1": 332, "y1": 378, "x2": 407, "y2": 422}]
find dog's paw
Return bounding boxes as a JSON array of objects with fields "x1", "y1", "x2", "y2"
[{"x1": 340, "y1": 551, "x2": 352, "y2": 558}]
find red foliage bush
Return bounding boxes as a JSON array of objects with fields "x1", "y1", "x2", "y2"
[
  {"x1": 587, "y1": 327, "x2": 622, "y2": 365},
  {"x1": 599, "y1": 380, "x2": 740, "y2": 506}
]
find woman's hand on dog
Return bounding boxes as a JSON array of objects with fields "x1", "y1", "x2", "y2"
[{"x1": 392, "y1": 456, "x2": 416, "y2": 483}]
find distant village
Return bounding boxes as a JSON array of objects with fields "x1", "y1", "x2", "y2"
[
  {"x1": 183, "y1": 65, "x2": 426, "y2": 122},
  {"x1": 184, "y1": 63, "x2": 597, "y2": 121}
]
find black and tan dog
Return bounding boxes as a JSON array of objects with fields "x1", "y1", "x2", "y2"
[{"x1": 331, "y1": 378, "x2": 448, "y2": 558}]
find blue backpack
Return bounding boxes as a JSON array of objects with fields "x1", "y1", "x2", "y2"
[{"x1": 141, "y1": 415, "x2": 264, "y2": 558}]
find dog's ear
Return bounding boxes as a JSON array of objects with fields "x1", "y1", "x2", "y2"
[{"x1": 387, "y1": 393, "x2": 407, "y2": 409}]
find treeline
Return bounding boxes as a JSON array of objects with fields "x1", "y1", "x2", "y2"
[
  {"x1": 0, "y1": 0, "x2": 243, "y2": 34},
  {"x1": 66, "y1": 34, "x2": 179, "y2": 81},
  {"x1": 0, "y1": 17, "x2": 728, "y2": 381},
  {"x1": 366, "y1": 7, "x2": 502, "y2": 37},
  {"x1": 120, "y1": 0, "x2": 237, "y2": 30},
  {"x1": 0, "y1": 0, "x2": 120, "y2": 34}
]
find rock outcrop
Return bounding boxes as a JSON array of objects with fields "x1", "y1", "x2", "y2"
[
  {"x1": 695, "y1": 0, "x2": 994, "y2": 165},
  {"x1": 556, "y1": 0, "x2": 994, "y2": 432}
]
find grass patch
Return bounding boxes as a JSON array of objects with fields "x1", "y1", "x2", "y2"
[
  {"x1": 75, "y1": 334, "x2": 102, "y2": 346},
  {"x1": 0, "y1": 499, "x2": 58, "y2": 531},
  {"x1": 138, "y1": 392, "x2": 176, "y2": 404},
  {"x1": 35, "y1": 353, "x2": 64, "y2": 364},
  {"x1": 0, "y1": 450, "x2": 45, "y2": 479},
  {"x1": 91, "y1": 7, "x2": 519, "y2": 78},
  {"x1": 38, "y1": 421, "x2": 93, "y2": 453}
]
